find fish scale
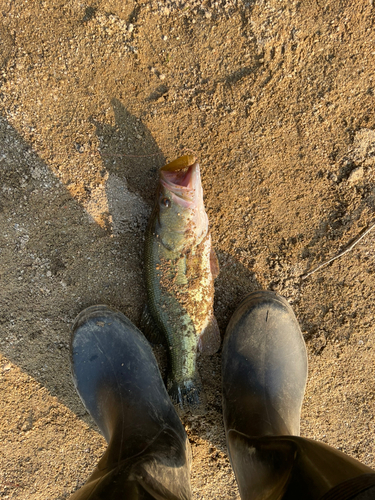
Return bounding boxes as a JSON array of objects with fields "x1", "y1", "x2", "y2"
[{"x1": 142, "y1": 156, "x2": 221, "y2": 411}]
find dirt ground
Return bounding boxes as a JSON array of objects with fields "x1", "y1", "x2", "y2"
[{"x1": 1, "y1": 0, "x2": 375, "y2": 498}]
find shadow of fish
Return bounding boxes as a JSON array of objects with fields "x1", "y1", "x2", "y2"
[{"x1": 142, "y1": 155, "x2": 221, "y2": 412}]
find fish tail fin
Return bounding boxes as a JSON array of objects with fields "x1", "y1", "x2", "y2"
[{"x1": 169, "y1": 378, "x2": 207, "y2": 414}]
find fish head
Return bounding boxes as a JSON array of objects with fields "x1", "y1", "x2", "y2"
[{"x1": 155, "y1": 159, "x2": 209, "y2": 252}]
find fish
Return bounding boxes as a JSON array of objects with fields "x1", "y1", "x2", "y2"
[{"x1": 142, "y1": 155, "x2": 221, "y2": 411}]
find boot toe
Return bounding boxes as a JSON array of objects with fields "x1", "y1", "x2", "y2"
[
  {"x1": 71, "y1": 305, "x2": 183, "y2": 448},
  {"x1": 222, "y1": 291, "x2": 307, "y2": 438}
]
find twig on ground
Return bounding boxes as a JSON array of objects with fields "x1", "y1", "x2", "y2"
[
  {"x1": 99, "y1": 151, "x2": 163, "y2": 158},
  {"x1": 301, "y1": 221, "x2": 375, "y2": 280}
]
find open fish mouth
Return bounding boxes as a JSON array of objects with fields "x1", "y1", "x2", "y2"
[
  {"x1": 160, "y1": 160, "x2": 200, "y2": 209},
  {"x1": 161, "y1": 163, "x2": 196, "y2": 191}
]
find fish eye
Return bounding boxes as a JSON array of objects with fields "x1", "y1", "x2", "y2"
[{"x1": 161, "y1": 197, "x2": 171, "y2": 208}]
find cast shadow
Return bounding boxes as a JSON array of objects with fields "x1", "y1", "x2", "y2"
[
  {"x1": 0, "y1": 108, "x2": 263, "y2": 457},
  {"x1": 92, "y1": 97, "x2": 165, "y2": 205},
  {"x1": 0, "y1": 106, "x2": 163, "y2": 423},
  {"x1": 191, "y1": 252, "x2": 261, "y2": 453}
]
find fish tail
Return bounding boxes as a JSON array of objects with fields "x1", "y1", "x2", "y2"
[{"x1": 169, "y1": 378, "x2": 206, "y2": 414}]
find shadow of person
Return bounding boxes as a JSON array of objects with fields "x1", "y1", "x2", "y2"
[
  {"x1": 0, "y1": 111, "x2": 162, "y2": 424},
  {"x1": 91, "y1": 97, "x2": 165, "y2": 206},
  {"x1": 0, "y1": 111, "x2": 263, "y2": 490}
]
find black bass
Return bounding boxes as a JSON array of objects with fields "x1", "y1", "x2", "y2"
[{"x1": 142, "y1": 155, "x2": 220, "y2": 410}]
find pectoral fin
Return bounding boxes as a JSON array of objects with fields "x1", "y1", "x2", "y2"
[
  {"x1": 140, "y1": 304, "x2": 166, "y2": 346},
  {"x1": 175, "y1": 256, "x2": 188, "y2": 286},
  {"x1": 198, "y1": 315, "x2": 221, "y2": 355}
]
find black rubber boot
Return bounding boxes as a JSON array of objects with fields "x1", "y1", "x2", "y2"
[
  {"x1": 222, "y1": 291, "x2": 375, "y2": 500},
  {"x1": 69, "y1": 305, "x2": 192, "y2": 500}
]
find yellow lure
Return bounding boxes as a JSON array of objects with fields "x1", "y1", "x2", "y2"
[{"x1": 160, "y1": 154, "x2": 197, "y2": 172}]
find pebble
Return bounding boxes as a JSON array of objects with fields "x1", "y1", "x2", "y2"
[
  {"x1": 348, "y1": 166, "x2": 364, "y2": 185},
  {"x1": 330, "y1": 173, "x2": 338, "y2": 182}
]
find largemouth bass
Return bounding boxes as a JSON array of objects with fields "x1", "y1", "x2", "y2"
[{"x1": 142, "y1": 155, "x2": 220, "y2": 410}]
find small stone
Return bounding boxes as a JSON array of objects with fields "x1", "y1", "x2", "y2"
[
  {"x1": 159, "y1": 74, "x2": 166, "y2": 80},
  {"x1": 330, "y1": 173, "x2": 338, "y2": 182},
  {"x1": 162, "y1": 35, "x2": 168, "y2": 41},
  {"x1": 348, "y1": 166, "x2": 364, "y2": 185},
  {"x1": 30, "y1": 167, "x2": 42, "y2": 180},
  {"x1": 128, "y1": 23, "x2": 134, "y2": 32},
  {"x1": 46, "y1": 271, "x2": 52, "y2": 277}
]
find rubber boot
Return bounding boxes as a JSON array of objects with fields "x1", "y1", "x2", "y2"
[
  {"x1": 222, "y1": 291, "x2": 375, "y2": 500},
  {"x1": 69, "y1": 305, "x2": 192, "y2": 500}
]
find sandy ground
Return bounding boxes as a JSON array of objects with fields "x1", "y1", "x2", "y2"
[{"x1": 1, "y1": 0, "x2": 375, "y2": 498}]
